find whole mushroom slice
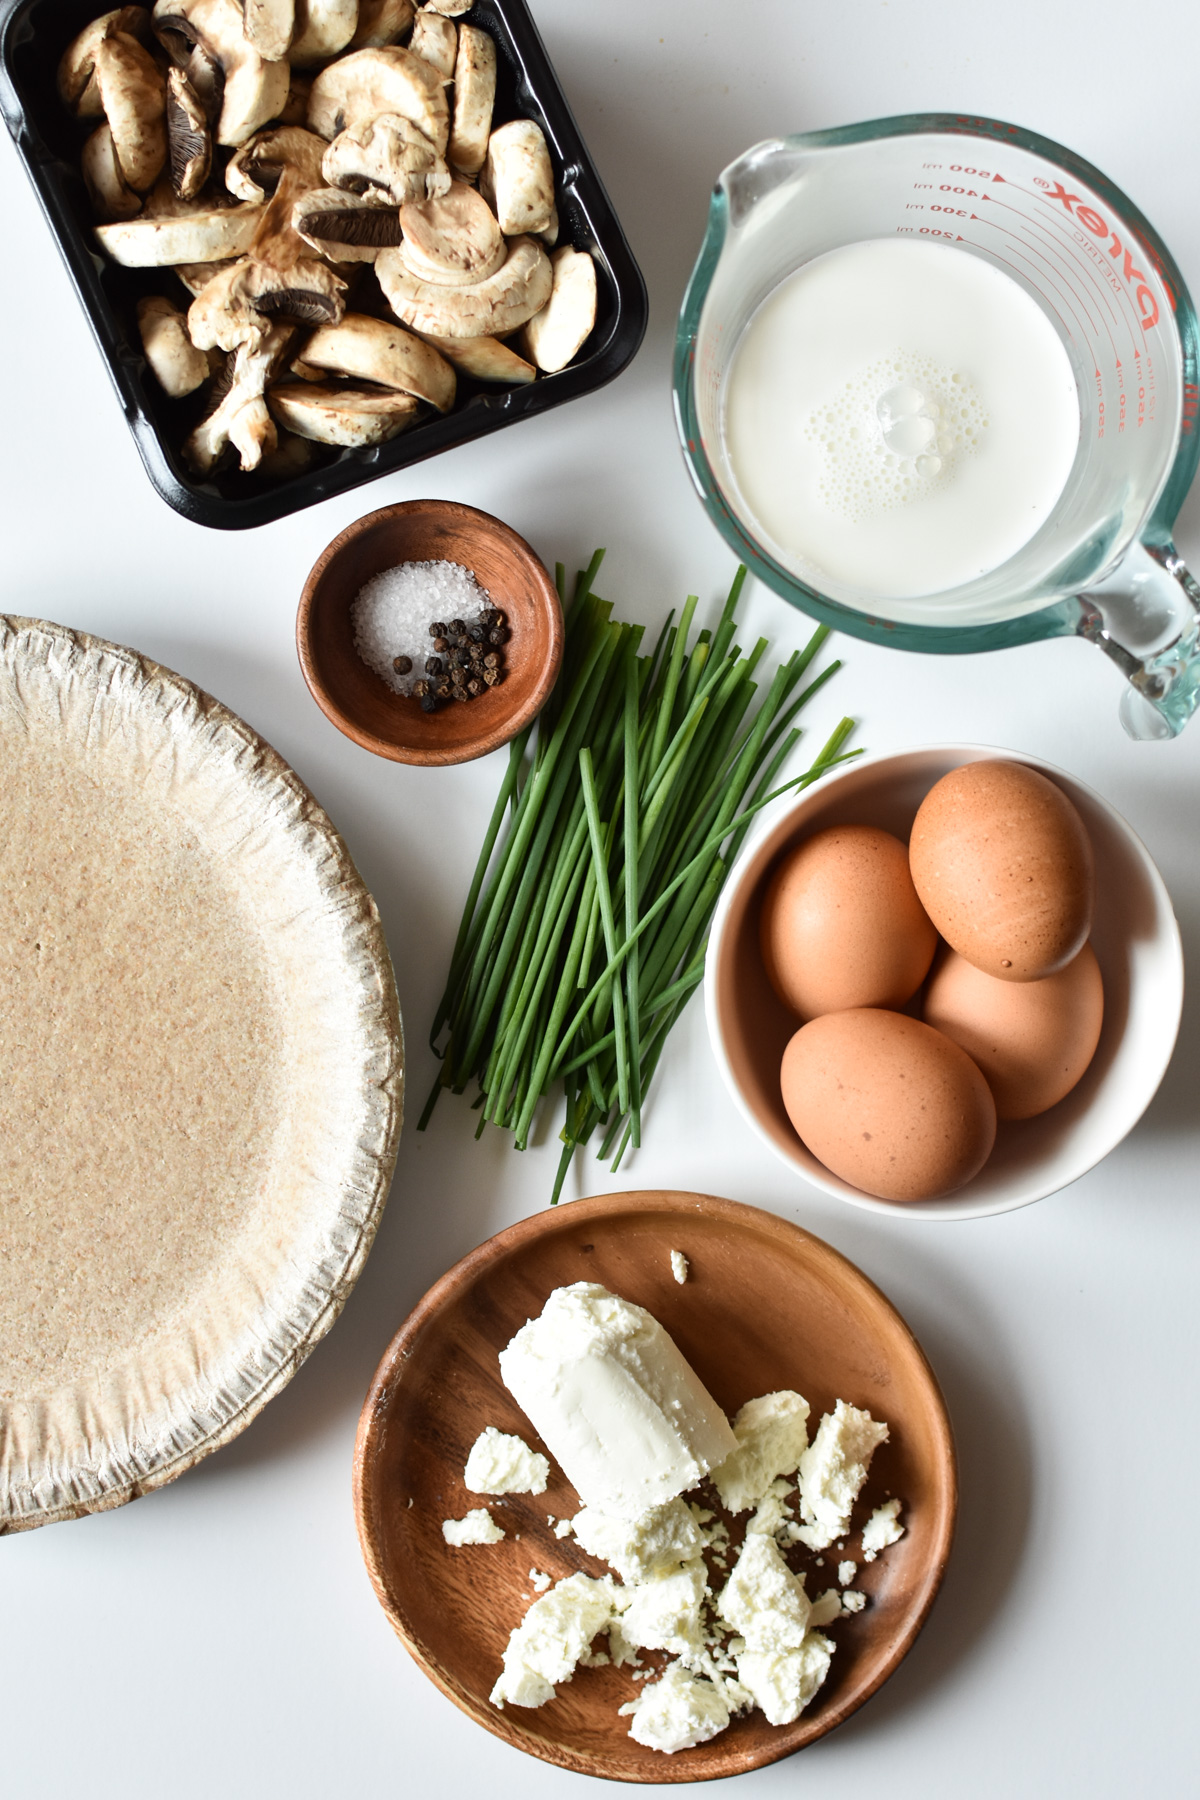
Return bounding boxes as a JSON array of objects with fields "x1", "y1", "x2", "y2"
[
  {"x1": 226, "y1": 125, "x2": 329, "y2": 201},
  {"x1": 308, "y1": 47, "x2": 449, "y2": 154},
  {"x1": 59, "y1": 7, "x2": 152, "y2": 117},
  {"x1": 94, "y1": 31, "x2": 167, "y2": 192},
  {"x1": 96, "y1": 201, "x2": 263, "y2": 264},
  {"x1": 482, "y1": 118, "x2": 554, "y2": 237},
  {"x1": 152, "y1": 0, "x2": 290, "y2": 146},
  {"x1": 396, "y1": 179, "x2": 504, "y2": 286},
  {"x1": 268, "y1": 381, "x2": 420, "y2": 445},
  {"x1": 82, "y1": 122, "x2": 143, "y2": 221},
  {"x1": 298, "y1": 312, "x2": 455, "y2": 409},
  {"x1": 520, "y1": 245, "x2": 597, "y2": 373},
  {"x1": 241, "y1": 0, "x2": 294, "y2": 61},
  {"x1": 408, "y1": 6, "x2": 456, "y2": 79},
  {"x1": 166, "y1": 65, "x2": 211, "y2": 198},
  {"x1": 377, "y1": 233, "x2": 551, "y2": 338},
  {"x1": 416, "y1": 329, "x2": 534, "y2": 385},
  {"x1": 447, "y1": 25, "x2": 495, "y2": 177},
  {"x1": 136, "y1": 292, "x2": 211, "y2": 394},
  {"x1": 293, "y1": 188, "x2": 404, "y2": 261},
  {"x1": 349, "y1": 0, "x2": 414, "y2": 47},
  {"x1": 290, "y1": 0, "x2": 359, "y2": 67},
  {"x1": 322, "y1": 113, "x2": 450, "y2": 205}
]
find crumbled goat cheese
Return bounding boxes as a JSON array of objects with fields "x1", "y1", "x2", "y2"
[
  {"x1": 838, "y1": 1560, "x2": 857, "y2": 1585},
  {"x1": 554, "y1": 1517, "x2": 573, "y2": 1539},
  {"x1": 840, "y1": 1590, "x2": 867, "y2": 1614},
  {"x1": 465, "y1": 1426, "x2": 549, "y2": 1496},
  {"x1": 572, "y1": 1498, "x2": 704, "y2": 1584},
  {"x1": 619, "y1": 1560, "x2": 708, "y2": 1661},
  {"x1": 736, "y1": 1633, "x2": 834, "y2": 1727},
  {"x1": 862, "y1": 1497, "x2": 905, "y2": 1561},
  {"x1": 490, "y1": 1573, "x2": 617, "y2": 1709},
  {"x1": 442, "y1": 1508, "x2": 505, "y2": 1546},
  {"x1": 499, "y1": 1284, "x2": 736, "y2": 1521},
  {"x1": 718, "y1": 1534, "x2": 812, "y2": 1652},
  {"x1": 796, "y1": 1401, "x2": 888, "y2": 1550},
  {"x1": 623, "y1": 1661, "x2": 732, "y2": 1754},
  {"x1": 807, "y1": 1590, "x2": 842, "y2": 1627},
  {"x1": 711, "y1": 1391, "x2": 810, "y2": 1513},
  {"x1": 747, "y1": 1478, "x2": 796, "y2": 1542},
  {"x1": 529, "y1": 1568, "x2": 551, "y2": 1592},
  {"x1": 670, "y1": 1249, "x2": 689, "y2": 1284}
]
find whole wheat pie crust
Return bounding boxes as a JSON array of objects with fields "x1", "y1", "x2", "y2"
[{"x1": 0, "y1": 617, "x2": 403, "y2": 1532}]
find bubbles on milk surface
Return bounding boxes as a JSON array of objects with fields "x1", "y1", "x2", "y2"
[{"x1": 802, "y1": 353, "x2": 989, "y2": 522}]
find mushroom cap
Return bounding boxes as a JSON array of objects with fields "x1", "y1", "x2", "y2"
[
  {"x1": 292, "y1": 188, "x2": 405, "y2": 261},
  {"x1": 396, "y1": 178, "x2": 504, "y2": 285},
  {"x1": 521, "y1": 245, "x2": 597, "y2": 373},
  {"x1": 297, "y1": 311, "x2": 455, "y2": 409},
  {"x1": 82, "y1": 121, "x2": 144, "y2": 222},
  {"x1": 482, "y1": 117, "x2": 554, "y2": 237},
  {"x1": 447, "y1": 24, "x2": 495, "y2": 177},
  {"x1": 349, "y1": 0, "x2": 415, "y2": 48},
  {"x1": 241, "y1": 0, "x2": 295, "y2": 62},
  {"x1": 308, "y1": 46, "x2": 449, "y2": 155},
  {"x1": 290, "y1": 0, "x2": 360, "y2": 68},
  {"x1": 95, "y1": 30, "x2": 167, "y2": 193},
  {"x1": 408, "y1": 7, "x2": 457, "y2": 78},
  {"x1": 137, "y1": 292, "x2": 211, "y2": 395},
  {"x1": 226, "y1": 125, "x2": 329, "y2": 202},
  {"x1": 59, "y1": 7, "x2": 152, "y2": 116},
  {"x1": 267, "y1": 381, "x2": 420, "y2": 445},
  {"x1": 415, "y1": 329, "x2": 535, "y2": 385},
  {"x1": 377, "y1": 232, "x2": 552, "y2": 338},
  {"x1": 96, "y1": 202, "x2": 264, "y2": 265},
  {"x1": 321, "y1": 112, "x2": 450, "y2": 205}
]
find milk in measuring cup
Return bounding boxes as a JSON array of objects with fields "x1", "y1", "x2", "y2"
[{"x1": 723, "y1": 238, "x2": 1080, "y2": 602}]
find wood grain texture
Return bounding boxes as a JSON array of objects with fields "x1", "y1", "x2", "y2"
[
  {"x1": 296, "y1": 498, "x2": 563, "y2": 766},
  {"x1": 353, "y1": 1191, "x2": 957, "y2": 1783}
]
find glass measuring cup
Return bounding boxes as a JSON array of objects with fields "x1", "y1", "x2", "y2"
[{"x1": 674, "y1": 115, "x2": 1200, "y2": 738}]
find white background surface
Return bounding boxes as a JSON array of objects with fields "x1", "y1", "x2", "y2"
[{"x1": 3, "y1": 1, "x2": 1199, "y2": 1794}]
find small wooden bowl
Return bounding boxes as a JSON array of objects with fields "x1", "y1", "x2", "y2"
[
  {"x1": 296, "y1": 500, "x2": 564, "y2": 766},
  {"x1": 353, "y1": 1191, "x2": 957, "y2": 1783}
]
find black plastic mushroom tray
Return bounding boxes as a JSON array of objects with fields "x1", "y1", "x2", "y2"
[{"x1": 0, "y1": 0, "x2": 647, "y2": 529}]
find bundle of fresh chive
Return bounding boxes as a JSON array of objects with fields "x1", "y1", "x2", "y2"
[{"x1": 419, "y1": 552, "x2": 857, "y2": 1202}]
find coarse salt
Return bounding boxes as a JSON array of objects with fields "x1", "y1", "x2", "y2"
[{"x1": 351, "y1": 559, "x2": 493, "y2": 695}]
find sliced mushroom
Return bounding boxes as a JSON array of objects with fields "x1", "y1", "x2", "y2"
[
  {"x1": 185, "y1": 320, "x2": 294, "y2": 470},
  {"x1": 537, "y1": 203, "x2": 559, "y2": 248},
  {"x1": 290, "y1": 0, "x2": 359, "y2": 67},
  {"x1": 377, "y1": 233, "x2": 551, "y2": 338},
  {"x1": 481, "y1": 118, "x2": 554, "y2": 236},
  {"x1": 226, "y1": 125, "x2": 329, "y2": 202},
  {"x1": 190, "y1": 168, "x2": 349, "y2": 336},
  {"x1": 415, "y1": 329, "x2": 535, "y2": 385},
  {"x1": 268, "y1": 381, "x2": 420, "y2": 445},
  {"x1": 58, "y1": 7, "x2": 151, "y2": 118},
  {"x1": 258, "y1": 426, "x2": 318, "y2": 475},
  {"x1": 276, "y1": 70, "x2": 313, "y2": 125},
  {"x1": 297, "y1": 312, "x2": 455, "y2": 409},
  {"x1": 96, "y1": 200, "x2": 263, "y2": 264},
  {"x1": 174, "y1": 255, "x2": 237, "y2": 293},
  {"x1": 166, "y1": 65, "x2": 211, "y2": 198},
  {"x1": 322, "y1": 113, "x2": 450, "y2": 205},
  {"x1": 348, "y1": 0, "x2": 412, "y2": 47},
  {"x1": 152, "y1": 0, "x2": 290, "y2": 146},
  {"x1": 520, "y1": 245, "x2": 596, "y2": 373},
  {"x1": 241, "y1": 0, "x2": 294, "y2": 61},
  {"x1": 308, "y1": 47, "x2": 449, "y2": 155},
  {"x1": 394, "y1": 178, "x2": 503, "y2": 287},
  {"x1": 447, "y1": 25, "x2": 495, "y2": 177},
  {"x1": 82, "y1": 122, "x2": 143, "y2": 221},
  {"x1": 421, "y1": 0, "x2": 470, "y2": 13},
  {"x1": 93, "y1": 31, "x2": 167, "y2": 192},
  {"x1": 137, "y1": 292, "x2": 211, "y2": 394},
  {"x1": 408, "y1": 6, "x2": 456, "y2": 78},
  {"x1": 293, "y1": 187, "x2": 404, "y2": 261}
]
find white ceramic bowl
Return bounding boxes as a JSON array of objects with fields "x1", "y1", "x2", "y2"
[{"x1": 705, "y1": 745, "x2": 1184, "y2": 1220}]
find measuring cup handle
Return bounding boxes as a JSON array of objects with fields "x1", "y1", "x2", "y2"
[{"x1": 1075, "y1": 540, "x2": 1200, "y2": 740}]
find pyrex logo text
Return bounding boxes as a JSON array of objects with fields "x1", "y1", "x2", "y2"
[{"x1": 1042, "y1": 182, "x2": 1162, "y2": 329}]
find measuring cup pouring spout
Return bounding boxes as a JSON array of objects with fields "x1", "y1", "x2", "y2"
[{"x1": 675, "y1": 116, "x2": 1200, "y2": 739}]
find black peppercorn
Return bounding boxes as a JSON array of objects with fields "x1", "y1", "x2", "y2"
[
  {"x1": 413, "y1": 678, "x2": 430, "y2": 698},
  {"x1": 432, "y1": 636, "x2": 448, "y2": 653},
  {"x1": 419, "y1": 694, "x2": 437, "y2": 713},
  {"x1": 482, "y1": 668, "x2": 500, "y2": 688},
  {"x1": 467, "y1": 623, "x2": 485, "y2": 643},
  {"x1": 483, "y1": 652, "x2": 499, "y2": 670},
  {"x1": 466, "y1": 677, "x2": 483, "y2": 696},
  {"x1": 425, "y1": 656, "x2": 443, "y2": 675},
  {"x1": 452, "y1": 685, "x2": 469, "y2": 702},
  {"x1": 448, "y1": 618, "x2": 465, "y2": 636},
  {"x1": 392, "y1": 654, "x2": 412, "y2": 674},
  {"x1": 488, "y1": 627, "x2": 508, "y2": 646},
  {"x1": 428, "y1": 621, "x2": 446, "y2": 638},
  {"x1": 435, "y1": 680, "x2": 452, "y2": 700}
]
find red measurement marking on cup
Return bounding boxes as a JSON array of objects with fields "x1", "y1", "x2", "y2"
[
  {"x1": 984, "y1": 198, "x2": 1136, "y2": 357},
  {"x1": 976, "y1": 197, "x2": 1132, "y2": 366}
]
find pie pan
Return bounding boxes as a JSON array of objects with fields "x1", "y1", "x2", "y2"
[
  {"x1": 353, "y1": 1190, "x2": 956, "y2": 1783},
  {"x1": 0, "y1": 0, "x2": 648, "y2": 530},
  {"x1": 0, "y1": 616, "x2": 403, "y2": 1533}
]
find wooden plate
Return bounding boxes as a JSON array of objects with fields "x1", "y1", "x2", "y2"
[{"x1": 353, "y1": 1191, "x2": 956, "y2": 1783}]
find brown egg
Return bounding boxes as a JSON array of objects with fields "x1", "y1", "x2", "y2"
[
  {"x1": 923, "y1": 941, "x2": 1104, "y2": 1120},
  {"x1": 780, "y1": 1009, "x2": 997, "y2": 1202},
  {"x1": 909, "y1": 760, "x2": 1094, "y2": 982},
  {"x1": 759, "y1": 825, "x2": 938, "y2": 1020}
]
